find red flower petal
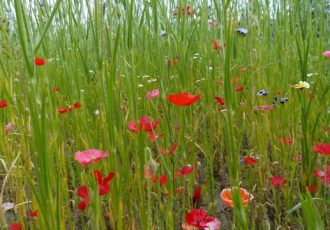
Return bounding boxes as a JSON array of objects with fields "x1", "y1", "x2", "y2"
[
  {"x1": 243, "y1": 157, "x2": 257, "y2": 166},
  {"x1": 77, "y1": 185, "x2": 89, "y2": 198},
  {"x1": 215, "y1": 96, "x2": 225, "y2": 105},
  {"x1": 78, "y1": 197, "x2": 90, "y2": 210},
  {"x1": 57, "y1": 108, "x2": 68, "y2": 114},
  {"x1": 34, "y1": 57, "x2": 46, "y2": 66},
  {"x1": 160, "y1": 175, "x2": 167, "y2": 186},
  {"x1": 73, "y1": 102, "x2": 81, "y2": 109},
  {"x1": 312, "y1": 144, "x2": 330, "y2": 155},
  {"x1": 192, "y1": 186, "x2": 202, "y2": 203},
  {"x1": 185, "y1": 208, "x2": 215, "y2": 229},
  {"x1": 167, "y1": 93, "x2": 200, "y2": 106},
  {"x1": 27, "y1": 211, "x2": 38, "y2": 217},
  {"x1": 0, "y1": 100, "x2": 7, "y2": 108},
  {"x1": 270, "y1": 176, "x2": 287, "y2": 187},
  {"x1": 10, "y1": 223, "x2": 22, "y2": 230},
  {"x1": 235, "y1": 86, "x2": 245, "y2": 92}
]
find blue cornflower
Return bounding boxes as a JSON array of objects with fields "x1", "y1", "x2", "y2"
[{"x1": 257, "y1": 89, "x2": 269, "y2": 96}]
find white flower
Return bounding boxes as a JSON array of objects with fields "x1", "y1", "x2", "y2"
[{"x1": 292, "y1": 81, "x2": 310, "y2": 89}]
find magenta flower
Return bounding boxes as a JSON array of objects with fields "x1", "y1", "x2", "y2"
[
  {"x1": 323, "y1": 50, "x2": 330, "y2": 59},
  {"x1": 74, "y1": 149, "x2": 109, "y2": 166},
  {"x1": 146, "y1": 88, "x2": 160, "y2": 100},
  {"x1": 4, "y1": 123, "x2": 13, "y2": 133}
]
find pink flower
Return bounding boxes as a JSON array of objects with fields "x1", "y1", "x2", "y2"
[
  {"x1": 323, "y1": 51, "x2": 330, "y2": 59},
  {"x1": 146, "y1": 88, "x2": 160, "y2": 99},
  {"x1": 203, "y1": 218, "x2": 221, "y2": 230},
  {"x1": 4, "y1": 123, "x2": 13, "y2": 133},
  {"x1": 74, "y1": 149, "x2": 109, "y2": 166}
]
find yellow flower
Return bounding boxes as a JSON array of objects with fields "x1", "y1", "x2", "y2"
[{"x1": 292, "y1": 81, "x2": 310, "y2": 89}]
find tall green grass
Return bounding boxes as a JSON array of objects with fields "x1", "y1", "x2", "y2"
[{"x1": 0, "y1": 0, "x2": 329, "y2": 229}]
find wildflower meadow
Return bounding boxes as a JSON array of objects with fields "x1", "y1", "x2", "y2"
[{"x1": 0, "y1": 0, "x2": 329, "y2": 229}]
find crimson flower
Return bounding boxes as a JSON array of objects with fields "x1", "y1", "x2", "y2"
[
  {"x1": 27, "y1": 211, "x2": 38, "y2": 217},
  {"x1": 243, "y1": 157, "x2": 257, "y2": 166},
  {"x1": 312, "y1": 144, "x2": 330, "y2": 155},
  {"x1": 270, "y1": 176, "x2": 287, "y2": 187},
  {"x1": 10, "y1": 223, "x2": 22, "y2": 230},
  {"x1": 235, "y1": 86, "x2": 245, "y2": 91},
  {"x1": 176, "y1": 164, "x2": 194, "y2": 177},
  {"x1": 77, "y1": 185, "x2": 90, "y2": 211},
  {"x1": 306, "y1": 184, "x2": 318, "y2": 193},
  {"x1": 167, "y1": 93, "x2": 200, "y2": 106},
  {"x1": 193, "y1": 186, "x2": 202, "y2": 203},
  {"x1": 34, "y1": 57, "x2": 46, "y2": 66},
  {"x1": 73, "y1": 102, "x2": 81, "y2": 109},
  {"x1": 185, "y1": 209, "x2": 215, "y2": 229},
  {"x1": 58, "y1": 108, "x2": 68, "y2": 114},
  {"x1": 139, "y1": 116, "x2": 160, "y2": 131},
  {"x1": 0, "y1": 100, "x2": 7, "y2": 108},
  {"x1": 74, "y1": 149, "x2": 109, "y2": 166},
  {"x1": 160, "y1": 143, "x2": 178, "y2": 155},
  {"x1": 215, "y1": 97, "x2": 225, "y2": 106},
  {"x1": 152, "y1": 175, "x2": 167, "y2": 186},
  {"x1": 93, "y1": 170, "x2": 115, "y2": 195}
]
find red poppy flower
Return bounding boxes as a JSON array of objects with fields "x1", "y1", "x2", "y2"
[
  {"x1": 73, "y1": 102, "x2": 81, "y2": 109},
  {"x1": 34, "y1": 57, "x2": 46, "y2": 66},
  {"x1": 270, "y1": 176, "x2": 287, "y2": 187},
  {"x1": 58, "y1": 108, "x2": 68, "y2": 114},
  {"x1": 78, "y1": 197, "x2": 90, "y2": 211},
  {"x1": 243, "y1": 157, "x2": 257, "y2": 166},
  {"x1": 167, "y1": 93, "x2": 200, "y2": 106},
  {"x1": 138, "y1": 116, "x2": 160, "y2": 132},
  {"x1": 215, "y1": 97, "x2": 225, "y2": 105},
  {"x1": 27, "y1": 211, "x2": 38, "y2": 217},
  {"x1": 192, "y1": 186, "x2": 202, "y2": 203},
  {"x1": 160, "y1": 143, "x2": 178, "y2": 155},
  {"x1": 0, "y1": 100, "x2": 7, "y2": 108},
  {"x1": 10, "y1": 223, "x2": 22, "y2": 230},
  {"x1": 306, "y1": 184, "x2": 318, "y2": 193},
  {"x1": 176, "y1": 164, "x2": 194, "y2": 177},
  {"x1": 77, "y1": 185, "x2": 90, "y2": 211},
  {"x1": 312, "y1": 144, "x2": 330, "y2": 155},
  {"x1": 235, "y1": 86, "x2": 245, "y2": 91},
  {"x1": 159, "y1": 175, "x2": 167, "y2": 186},
  {"x1": 185, "y1": 208, "x2": 215, "y2": 229},
  {"x1": 93, "y1": 170, "x2": 115, "y2": 195}
]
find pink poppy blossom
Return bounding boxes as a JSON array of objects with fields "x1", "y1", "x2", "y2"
[
  {"x1": 146, "y1": 88, "x2": 160, "y2": 99},
  {"x1": 4, "y1": 123, "x2": 13, "y2": 133},
  {"x1": 323, "y1": 50, "x2": 330, "y2": 59},
  {"x1": 74, "y1": 149, "x2": 109, "y2": 166}
]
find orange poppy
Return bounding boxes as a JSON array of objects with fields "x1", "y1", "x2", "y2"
[{"x1": 220, "y1": 187, "x2": 253, "y2": 207}]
